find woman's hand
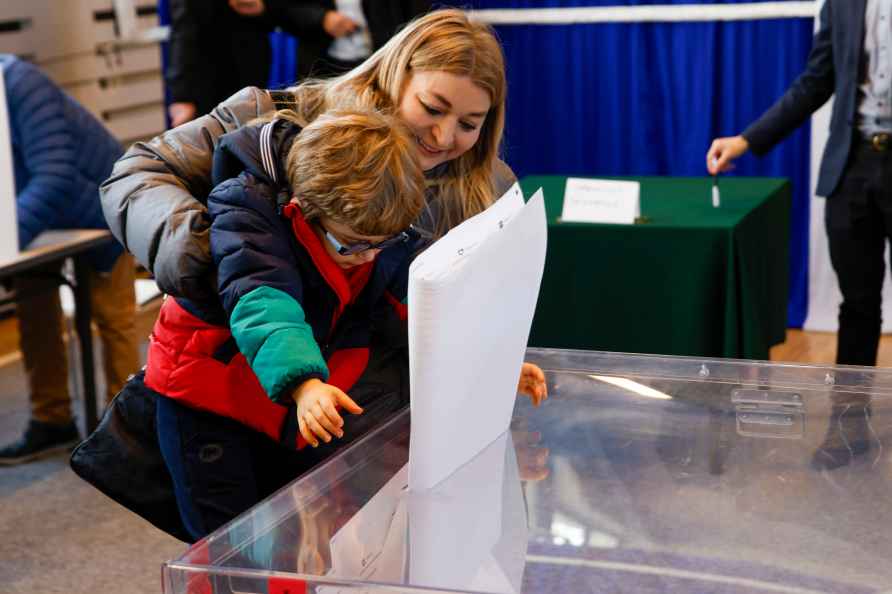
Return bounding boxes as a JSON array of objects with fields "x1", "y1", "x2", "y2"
[
  {"x1": 292, "y1": 378, "x2": 363, "y2": 447},
  {"x1": 518, "y1": 362, "x2": 548, "y2": 406}
]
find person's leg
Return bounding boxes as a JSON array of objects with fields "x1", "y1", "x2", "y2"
[
  {"x1": 89, "y1": 253, "x2": 139, "y2": 403},
  {"x1": 156, "y1": 397, "x2": 264, "y2": 542},
  {"x1": 812, "y1": 147, "x2": 885, "y2": 470},
  {"x1": 825, "y1": 147, "x2": 886, "y2": 366},
  {"x1": 0, "y1": 267, "x2": 78, "y2": 465},
  {"x1": 15, "y1": 266, "x2": 72, "y2": 422}
]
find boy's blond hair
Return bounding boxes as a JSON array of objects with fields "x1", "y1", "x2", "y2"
[{"x1": 280, "y1": 109, "x2": 425, "y2": 237}]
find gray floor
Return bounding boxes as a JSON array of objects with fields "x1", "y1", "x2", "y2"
[{"x1": 0, "y1": 329, "x2": 184, "y2": 594}]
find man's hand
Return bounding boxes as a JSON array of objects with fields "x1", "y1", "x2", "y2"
[
  {"x1": 292, "y1": 378, "x2": 363, "y2": 447},
  {"x1": 229, "y1": 0, "x2": 265, "y2": 17},
  {"x1": 168, "y1": 102, "x2": 197, "y2": 128},
  {"x1": 518, "y1": 362, "x2": 548, "y2": 406},
  {"x1": 323, "y1": 11, "x2": 359, "y2": 38},
  {"x1": 706, "y1": 135, "x2": 749, "y2": 174}
]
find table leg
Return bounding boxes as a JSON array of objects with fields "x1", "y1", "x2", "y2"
[{"x1": 72, "y1": 256, "x2": 98, "y2": 433}]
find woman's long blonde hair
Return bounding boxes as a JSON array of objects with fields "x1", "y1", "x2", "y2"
[{"x1": 285, "y1": 9, "x2": 507, "y2": 237}]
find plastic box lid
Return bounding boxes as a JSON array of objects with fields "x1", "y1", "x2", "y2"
[{"x1": 163, "y1": 348, "x2": 892, "y2": 593}]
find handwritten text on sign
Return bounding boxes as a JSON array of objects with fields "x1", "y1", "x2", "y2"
[{"x1": 561, "y1": 178, "x2": 640, "y2": 225}]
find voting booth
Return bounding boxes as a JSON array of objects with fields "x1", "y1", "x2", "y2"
[{"x1": 0, "y1": 64, "x2": 18, "y2": 261}]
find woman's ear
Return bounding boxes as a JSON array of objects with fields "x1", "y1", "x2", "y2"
[{"x1": 291, "y1": 196, "x2": 302, "y2": 206}]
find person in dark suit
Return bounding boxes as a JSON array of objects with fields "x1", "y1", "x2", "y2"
[
  {"x1": 708, "y1": 0, "x2": 891, "y2": 368},
  {"x1": 708, "y1": 1, "x2": 885, "y2": 470},
  {"x1": 166, "y1": 0, "x2": 275, "y2": 127}
]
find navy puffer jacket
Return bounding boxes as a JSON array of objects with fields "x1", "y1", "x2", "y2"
[{"x1": 2, "y1": 54, "x2": 123, "y2": 271}]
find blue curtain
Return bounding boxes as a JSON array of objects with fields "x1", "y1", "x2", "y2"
[
  {"x1": 431, "y1": 0, "x2": 815, "y2": 328},
  {"x1": 268, "y1": 31, "x2": 298, "y2": 89}
]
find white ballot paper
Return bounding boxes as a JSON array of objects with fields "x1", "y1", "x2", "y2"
[
  {"x1": 407, "y1": 183, "x2": 547, "y2": 491},
  {"x1": 0, "y1": 64, "x2": 19, "y2": 260},
  {"x1": 326, "y1": 432, "x2": 527, "y2": 594},
  {"x1": 561, "y1": 177, "x2": 640, "y2": 225}
]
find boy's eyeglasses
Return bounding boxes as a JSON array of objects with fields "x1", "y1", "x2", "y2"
[{"x1": 323, "y1": 227, "x2": 412, "y2": 256}]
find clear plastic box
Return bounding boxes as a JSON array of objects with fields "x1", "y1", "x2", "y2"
[{"x1": 163, "y1": 348, "x2": 892, "y2": 593}]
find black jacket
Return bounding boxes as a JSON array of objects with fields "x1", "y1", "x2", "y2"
[
  {"x1": 166, "y1": 0, "x2": 273, "y2": 116},
  {"x1": 743, "y1": 0, "x2": 868, "y2": 198},
  {"x1": 267, "y1": 0, "x2": 431, "y2": 79}
]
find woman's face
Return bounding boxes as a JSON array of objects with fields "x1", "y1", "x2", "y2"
[{"x1": 398, "y1": 71, "x2": 492, "y2": 171}]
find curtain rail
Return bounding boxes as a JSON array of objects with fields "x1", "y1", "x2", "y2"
[{"x1": 470, "y1": 2, "x2": 816, "y2": 25}]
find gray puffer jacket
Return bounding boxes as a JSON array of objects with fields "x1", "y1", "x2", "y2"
[{"x1": 100, "y1": 86, "x2": 517, "y2": 303}]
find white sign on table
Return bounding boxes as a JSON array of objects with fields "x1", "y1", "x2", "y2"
[
  {"x1": 561, "y1": 177, "x2": 640, "y2": 225},
  {"x1": 0, "y1": 63, "x2": 19, "y2": 260}
]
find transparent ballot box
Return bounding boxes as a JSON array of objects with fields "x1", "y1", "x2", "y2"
[{"x1": 163, "y1": 349, "x2": 892, "y2": 593}]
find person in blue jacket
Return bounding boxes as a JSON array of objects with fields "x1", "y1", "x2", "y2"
[{"x1": 0, "y1": 55, "x2": 139, "y2": 465}]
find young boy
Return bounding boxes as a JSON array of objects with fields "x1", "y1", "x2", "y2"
[{"x1": 145, "y1": 109, "x2": 426, "y2": 541}]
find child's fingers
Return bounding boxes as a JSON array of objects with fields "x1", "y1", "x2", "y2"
[
  {"x1": 313, "y1": 405, "x2": 343, "y2": 439},
  {"x1": 298, "y1": 415, "x2": 318, "y2": 448},
  {"x1": 527, "y1": 363, "x2": 546, "y2": 382},
  {"x1": 321, "y1": 400, "x2": 345, "y2": 429},
  {"x1": 519, "y1": 378, "x2": 548, "y2": 407},
  {"x1": 304, "y1": 413, "x2": 333, "y2": 443},
  {"x1": 334, "y1": 388, "x2": 363, "y2": 415},
  {"x1": 531, "y1": 388, "x2": 543, "y2": 407}
]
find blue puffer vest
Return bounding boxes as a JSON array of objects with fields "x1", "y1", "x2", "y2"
[{"x1": 2, "y1": 54, "x2": 123, "y2": 270}]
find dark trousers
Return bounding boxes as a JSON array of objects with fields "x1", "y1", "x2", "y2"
[
  {"x1": 156, "y1": 397, "x2": 313, "y2": 541},
  {"x1": 826, "y1": 142, "x2": 892, "y2": 366}
]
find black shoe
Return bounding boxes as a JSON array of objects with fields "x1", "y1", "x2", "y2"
[
  {"x1": 810, "y1": 404, "x2": 872, "y2": 471},
  {"x1": 0, "y1": 420, "x2": 80, "y2": 466}
]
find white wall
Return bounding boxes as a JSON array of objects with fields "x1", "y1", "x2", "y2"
[
  {"x1": 0, "y1": 65, "x2": 18, "y2": 260},
  {"x1": 0, "y1": 0, "x2": 166, "y2": 145}
]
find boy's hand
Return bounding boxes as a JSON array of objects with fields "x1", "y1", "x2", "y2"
[
  {"x1": 292, "y1": 379, "x2": 363, "y2": 447},
  {"x1": 518, "y1": 362, "x2": 547, "y2": 407}
]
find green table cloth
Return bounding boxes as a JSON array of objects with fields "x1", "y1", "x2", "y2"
[{"x1": 521, "y1": 176, "x2": 791, "y2": 360}]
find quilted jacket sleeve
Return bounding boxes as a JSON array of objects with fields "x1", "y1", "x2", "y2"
[
  {"x1": 99, "y1": 86, "x2": 274, "y2": 301},
  {"x1": 6, "y1": 59, "x2": 78, "y2": 249}
]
